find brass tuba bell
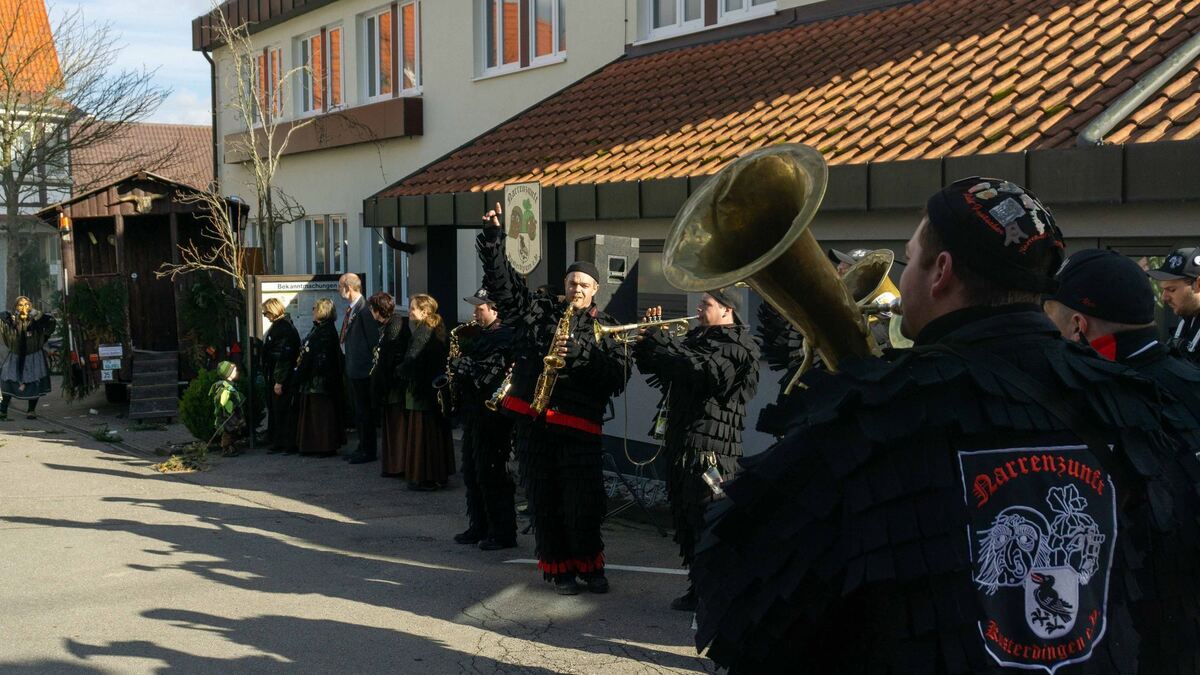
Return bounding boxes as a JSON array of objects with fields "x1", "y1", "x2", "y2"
[{"x1": 662, "y1": 144, "x2": 878, "y2": 375}]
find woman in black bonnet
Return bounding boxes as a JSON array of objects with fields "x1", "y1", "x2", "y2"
[{"x1": 1, "y1": 296, "x2": 56, "y2": 421}]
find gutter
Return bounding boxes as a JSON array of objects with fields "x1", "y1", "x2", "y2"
[
  {"x1": 383, "y1": 225, "x2": 418, "y2": 253},
  {"x1": 202, "y1": 48, "x2": 219, "y2": 191},
  {"x1": 1078, "y1": 30, "x2": 1200, "y2": 146}
]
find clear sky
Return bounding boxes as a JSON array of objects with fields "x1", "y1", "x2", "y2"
[{"x1": 51, "y1": 0, "x2": 215, "y2": 126}]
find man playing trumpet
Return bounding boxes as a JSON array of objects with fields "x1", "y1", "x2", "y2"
[
  {"x1": 633, "y1": 290, "x2": 759, "y2": 611},
  {"x1": 477, "y1": 204, "x2": 629, "y2": 595}
]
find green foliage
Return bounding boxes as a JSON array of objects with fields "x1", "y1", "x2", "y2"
[
  {"x1": 66, "y1": 281, "x2": 128, "y2": 344},
  {"x1": 91, "y1": 424, "x2": 122, "y2": 443},
  {"x1": 180, "y1": 368, "x2": 221, "y2": 441},
  {"x1": 153, "y1": 442, "x2": 209, "y2": 473},
  {"x1": 179, "y1": 275, "x2": 242, "y2": 349}
]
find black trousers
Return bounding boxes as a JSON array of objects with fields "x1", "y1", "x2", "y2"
[
  {"x1": 462, "y1": 408, "x2": 517, "y2": 542},
  {"x1": 349, "y1": 377, "x2": 376, "y2": 456},
  {"x1": 267, "y1": 384, "x2": 298, "y2": 452},
  {"x1": 515, "y1": 421, "x2": 606, "y2": 579}
]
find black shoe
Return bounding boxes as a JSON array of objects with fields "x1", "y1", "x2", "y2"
[
  {"x1": 454, "y1": 529, "x2": 484, "y2": 545},
  {"x1": 266, "y1": 447, "x2": 283, "y2": 454},
  {"x1": 554, "y1": 575, "x2": 580, "y2": 595},
  {"x1": 347, "y1": 453, "x2": 377, "y2": 465},
  {"x1": 478, "y1": 538, "x2": 517, "y2": 551},
  {"x1": 25, "y1": 413, "x2": 37, "y2": 420},
  {"x1": 580, "y1": 572, "x2": 609, "y2": 594},
  {"x1": 670, "y1": 588, "x2": 697, "y2": 611}
]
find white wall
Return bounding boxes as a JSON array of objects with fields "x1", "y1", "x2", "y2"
[{"x1": 212, "y1": 0, "x2": 628, "y2": 300}]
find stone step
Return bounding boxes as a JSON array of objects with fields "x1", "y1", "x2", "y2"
[
  {"x1": 129, "y1": 398, "x2": 178, "y2": 419},
  {"x1": 133, "y1": 351, "x2": 178, "y2": 368},
  {"x1": 131, "y1": 369, "x2": 177, "y2": 386},
  {"x1": 130, "y1": 383, "x2": 178, "y2": 401}
]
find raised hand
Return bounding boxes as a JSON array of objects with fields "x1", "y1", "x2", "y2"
[{"x1": 482, "y1": 202, "x2": 503, "y2": 230}]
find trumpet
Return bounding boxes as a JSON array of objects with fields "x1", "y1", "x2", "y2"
[{"x1": 593, "y1": 316, "x2": 697, "y2": 344}]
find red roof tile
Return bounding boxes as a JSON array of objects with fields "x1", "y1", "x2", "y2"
[
  {"x1": 385, "y1": 0, "x2": 1200, "y2": 197},
  {"x1": 71, "y1": 123, "x2": 213, "y2": 191},
  {"x1": 0, "y1": 0, "x2": 62, "y2": 93}
]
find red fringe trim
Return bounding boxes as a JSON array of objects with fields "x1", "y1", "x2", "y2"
[{"x1": 537, "y1": 552, "x2": 606, "y2": 576}]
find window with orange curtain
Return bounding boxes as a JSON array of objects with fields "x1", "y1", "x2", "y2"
[
  {"x1": 328, "y1": 27, "x2": 342, "y2": 107},
  {"x1": 401, "y1": 1, "x2": 419, "y2": 91},
  {"x1": 482, "y1": 0, "x2": 564, "y2": 74},
  {"x1": 379, "y1": 9, "x2": 393, "y2": 95},
  {"x1": 269, "y1": 48, "x2": 281, "y2": 116}
]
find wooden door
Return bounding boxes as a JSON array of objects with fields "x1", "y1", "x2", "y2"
[{"x1": 124, "y1": 216, "x2": 178, "y2": 350}]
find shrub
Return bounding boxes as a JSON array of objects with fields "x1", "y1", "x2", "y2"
[{"x1": 179, "y1": 367, "x2": 266, "y2": 442}]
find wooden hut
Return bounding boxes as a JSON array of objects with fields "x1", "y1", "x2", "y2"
[{"x1": 37, "y1": 172, "x2": 247, "y2": 420}]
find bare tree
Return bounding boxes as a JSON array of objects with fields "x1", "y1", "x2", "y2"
[
  {"x1": 0, "y1": 0, "x2": 177, "y2": 306},
  {"x1": 208, "y1": 3, "x2": 314, "y2": 274},
  {"x1": 155, "y1": 191, "x2": 246, "y2": 290}
]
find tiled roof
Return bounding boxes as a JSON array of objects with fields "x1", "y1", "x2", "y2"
[
  {"x1": 385, "y1": 0, "x2": 1200, "y2": 197},
  {"x1": 0, "y1": 0, "x2": 62, "y2": 93},
  {"x1": 71, "y1": 123, "x2": 213, "y2": 192},
  {"x1": 1108, "y1": 54, "x2": 1200, "y2": 143}
]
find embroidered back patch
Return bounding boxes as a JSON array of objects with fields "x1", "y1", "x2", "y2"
[{"x1": 958, "y1": 445, "x2": 1117, "y2": 673}]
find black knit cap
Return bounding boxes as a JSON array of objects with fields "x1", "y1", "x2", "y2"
[
  {"x1": 565, "y1": 261, "x2": 600, "y2": 284},
  {"x1": 926, "y1": 177, "x2": 1065, "y2": 294},
  {"x1": 1050, "y1": 249, "x2": 1155, "y2": 325},
  {"x1": 706, "y1": 286, "x2": 744, "y2": 325}
]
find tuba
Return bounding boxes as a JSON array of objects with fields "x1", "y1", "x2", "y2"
[{"x1": 662, "y1": 143, "x2": 879, "y2": 384}]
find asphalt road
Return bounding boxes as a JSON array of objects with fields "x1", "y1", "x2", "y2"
[{"x1": 0, "y1": 419, "x2": 711, "y2": 674}]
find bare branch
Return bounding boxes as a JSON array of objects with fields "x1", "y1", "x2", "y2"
[{"x1": 156, "y1": 190, "x2": 245, "y2": 289}]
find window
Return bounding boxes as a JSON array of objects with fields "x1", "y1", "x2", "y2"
[
  {"x1": 649, "y1": 0, "x2": 702, "y2": 38},
  {"x1": 298, "y1": 26, "x2": 342, "y2": 114},
  {"x1": 247, "y1": 47, "x2": 282, "y2": 123},
  {"x1": 480, "y1": 0, "x2": 564, "y2": 75},
  {"x1": 365, "y1": 8, "x2": 393, "y2": 98},
  {"x1": 364, "y1": 2, "x2": 420, "y2": 100},
  {"x1": 718, "y1": 0, "x2": 775, "y2": 21},
  {"x1": 644, "y1": 0, "x2": 774, "y2": 40},
  {"x1": 301, "y1": 215, "x2": 348, "y2": 274}
]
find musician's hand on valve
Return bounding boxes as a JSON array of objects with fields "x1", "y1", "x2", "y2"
[{"x1": 482, "y1": 202, "x2": 503, "y2": 230}]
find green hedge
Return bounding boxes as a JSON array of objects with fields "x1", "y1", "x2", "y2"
[{"x1": 180, "y1": 368, "x2": 266, "y2": 442}]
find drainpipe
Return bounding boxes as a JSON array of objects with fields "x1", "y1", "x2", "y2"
[
  {"x1": 202, "y1": 48, "x2": 219, "y2": 191},
  {"x1": 1077, "y1": 31, "x2": 1200, "y2": 146}
]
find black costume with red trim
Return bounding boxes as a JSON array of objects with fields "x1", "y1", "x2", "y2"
[
  {"x1": 477, "y1": 226, "x2": 630, "y2": 579},
  {"x1": 451, "y1": 319, "x2": 518, "y2": 544},
  {"x1": 633, "y1": 324, "x2": 760, "y2": 565},
  {"x1": 692, "y1": 305, "x2": 1200, "y2": 673}
]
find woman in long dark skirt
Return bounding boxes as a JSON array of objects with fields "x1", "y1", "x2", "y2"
[
  {"x1": 369, "y1": 291, "x2": 409, "y2": 477},
  {"x1": 0, "y1": 296, "x2": 56, "y2": 421},
  {"x1": 398, "y1": 293, "x2": 456, "y2": 490},
  {"x1": 294, "y1": 298, "x2": 346, "y2": 456},
  {"x1": 261, "y1": 298, "x2": 301, "y2": 454}
]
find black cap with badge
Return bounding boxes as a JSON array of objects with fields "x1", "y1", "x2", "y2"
[
  {"x1": 1050, "y1": 249, "x2": 1155, "y2": 325},
  {"x1": 926, "y1": 177, "x2": 1065, "y2": 294},
  {"x1": 463, "y1": 287, "x2": 493, "y2": 306},
  {"x1": 1147, "y1": 247, "x2": 1200, "y2": 281}
]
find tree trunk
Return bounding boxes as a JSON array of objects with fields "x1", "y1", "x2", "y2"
[
  {"x1": 264, "y1": 187, "x2": 275, "y2": 275},
  {"x1": 4, "y1": 182, "x2": 22, "y2": 308}
]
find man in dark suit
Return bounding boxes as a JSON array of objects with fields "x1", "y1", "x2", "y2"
[{"x1": 338, "y1": 273, "x2": 380, "y2": 463}]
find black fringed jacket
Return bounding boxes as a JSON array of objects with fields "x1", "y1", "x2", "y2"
[
  {"x1": 634, "y1": 324, "x2": 760, "y2": 461},
  {"x1": 371, "y1": 315, "x2": 410, "y2": 407},
  {"x1": 693, "y1": 305, "x2": 1200, "y2": 674},
  {"x1": 476, "y1": 226, "x2": 629, "y2": 435},
  {"x1": 294, "y1": 318, "x2": 344, "y2": 397},
  {"x1": 1, "y1": 310, "x2": 56, "y2": 379},
  {"x1": 451, "y1": 319, "x2": 515, "y2": 419}
]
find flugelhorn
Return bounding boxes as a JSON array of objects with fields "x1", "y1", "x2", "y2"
[
  {"x1": 594, "y1": 315, "x2": 697, "y2": 344},
  {"x1": 662, "y1": 143, "x2": 878, "y2": 386}
]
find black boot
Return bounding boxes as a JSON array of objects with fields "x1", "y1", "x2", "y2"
[
  {"x1": 478, "y1": 537, "x2": 517, "y2": 551},
  {"x1": 670, "y1": 584, "x2": 697, "y2": 611},
  {"x1": 454, "y1": 529, "x2": 484, "y2": 545},
  {"x1": 554, "y1": 574, "x2": 580, "y2": 595},
  {"x1": 580, "y1": 571, "x2": 609, "y2": 594}
]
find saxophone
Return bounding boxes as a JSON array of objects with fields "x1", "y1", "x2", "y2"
[
  {"x1": 530, "y1": 302, "x2": 576, "y2": 415},
  {"x1": 434, "y1": 320, "x2": 477, "y2": 417},
  {"x1": 484, "y1": 365, "x2": 513, "y2": 412}
]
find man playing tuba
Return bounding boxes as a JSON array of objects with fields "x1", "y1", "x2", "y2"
[{"x1": 477, "y1": 203, "x2": 629, "y2": 595}]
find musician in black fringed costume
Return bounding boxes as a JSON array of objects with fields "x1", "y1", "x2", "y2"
[
  {"x1": 452, "y1": 288, "x2": 518, "y2": 550},
  {"x1": 633, "y1": 288, "x2": 759, "y2": 612},
  {"x1": 691, "y1": 178, "x2": 1200, "y2": 673},
  {"x1": 477, "y1": 204, "x2": 629, "y2": 596}
]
